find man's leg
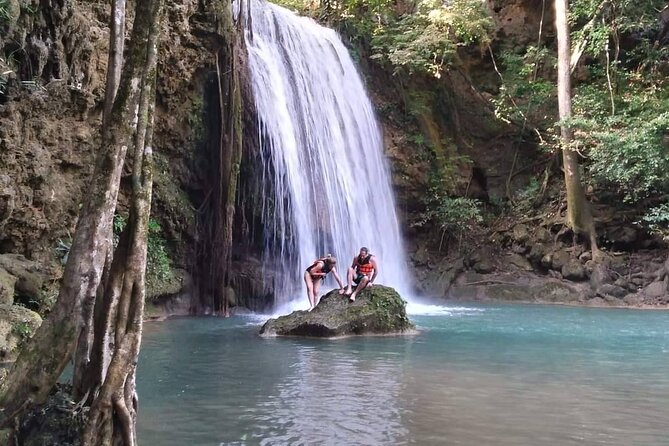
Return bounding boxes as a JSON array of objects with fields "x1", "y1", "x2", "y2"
[
  {"x1": 304, "y1": 272, "x2": 315, "y2": 310},
  {"x1": 345, "y1": 267, "x2": 355, "y2": 295},
  {"x1": 349, "y1": 275, "x2": 369, "y2": 302}
]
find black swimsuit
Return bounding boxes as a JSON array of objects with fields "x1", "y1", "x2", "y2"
[{"x1": 306, "y1": 260, "x2": 332, "y2": 280}]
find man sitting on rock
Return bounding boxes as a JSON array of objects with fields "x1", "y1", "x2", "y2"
[{"x1": 344, "y1": 246, "x2": 378, "y2": 302}]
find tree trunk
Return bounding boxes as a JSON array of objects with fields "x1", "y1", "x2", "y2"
[
  {"x1": 0, "y1": 56, "x2": 128, "y2": 430},
  {"x1": 555, "y1": 0, "x2": 600, "y2": 256},
  {"x1": 80, "y1": 0, "x2": 162, "y2": 443},
  {"x1": 73, "y1": 0, "x2": 128, "y2": 403},
  {"x1": 103, "y1": 0, "x2": 127, "y2": 126},
  {"x1": 0, "y1": 0, "x2": 160, "y2": 430}
]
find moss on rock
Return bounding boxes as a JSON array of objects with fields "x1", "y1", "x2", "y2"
[
  {"x1": 260, "y1": 285, "x2": 414, "y2": 338},
  {"x1": 0, "y1": 304, "x2": 42, "y2": 362}
]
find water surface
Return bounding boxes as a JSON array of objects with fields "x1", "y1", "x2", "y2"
[{"x1": 137, "y1": 304, "x2": 669, "y2": 445}]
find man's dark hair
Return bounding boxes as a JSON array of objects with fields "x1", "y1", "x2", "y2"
[{"x1": 360, "y1": 246, "x2": 369, "y2": 252}]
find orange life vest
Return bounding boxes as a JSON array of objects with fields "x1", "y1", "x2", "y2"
[{"x1": 355, "y1": 254, "x2": 374, "y2": 276}]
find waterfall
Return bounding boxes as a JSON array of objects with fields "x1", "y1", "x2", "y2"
[{"x1": 243, "y1": 0, "x2": 412, "y2": 308}]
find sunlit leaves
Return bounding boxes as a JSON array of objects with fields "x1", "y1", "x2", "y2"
[
  {"x1": 572, "y1": 73, "x2": 669, "y2": 202},
  {"x1": 369, "y1": 0, "x2": 493, "y2": 76}
]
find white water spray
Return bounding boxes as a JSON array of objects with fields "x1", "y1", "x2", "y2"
[{"x1": 242, "y1": 0, "x2": 412, "y2": 310}]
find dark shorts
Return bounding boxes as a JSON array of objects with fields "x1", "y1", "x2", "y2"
[{"x1": 354, "y1": 273, "x2": 368, "y2": 284}]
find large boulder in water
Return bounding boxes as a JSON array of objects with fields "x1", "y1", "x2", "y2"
[{"x1": 260, "y1": 285, "x2": 414, "y2": 337}]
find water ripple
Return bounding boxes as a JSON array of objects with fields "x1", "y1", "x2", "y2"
[{"x1": 138, "y1": 306, "x2": 669, "y2": 446}]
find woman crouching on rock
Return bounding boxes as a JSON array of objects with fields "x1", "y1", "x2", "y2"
[{"x1": 304, "y1": 254, "x2": 345, "y2": 311}]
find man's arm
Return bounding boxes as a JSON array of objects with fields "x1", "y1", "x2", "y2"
[{"x1": 369, "y1": 256, "x2": 379, "y2": 285}]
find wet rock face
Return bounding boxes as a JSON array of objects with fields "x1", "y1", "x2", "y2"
[
  {"x1": 487, "y1": 0, "x2": 553, "y2": 45},
  {"x1": 260, "y1": 285, "x2": 414, "y2": 338},
  {"x1": 0, "y1": 0, "x2": 210, "y2": 311},
  {"x1": 449, "y1": 271, "x2": 588, "y2": 304},
  {"x1": 411, "y1": 214, "x2": 669, "y2": 308},
  {"x1": 0, "y1": 254, "x2": 48, "y2": 307},
  {"x1": 0, "y1": 267, "x2": 17, "y2": 305},
  {"x1": 0, "y1": 304, "x2": 42, "y2": 362},
  {"x1": 0, "y1": 86, "x2": 98, "y2": 263}
]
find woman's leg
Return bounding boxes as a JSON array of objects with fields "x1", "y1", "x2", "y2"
[
  {"x1": 313, "y1": 277, "x2": 322, "y2": 307},
  {"x1": 304, "y1": 271, "x2": 315, "y2": 310}
]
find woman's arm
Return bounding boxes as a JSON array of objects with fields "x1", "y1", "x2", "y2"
[
  {"x1": 332, "y1": 267, "x2": 345, "y2": 289},
  {"x1": 312, "y1": 261, "x2": 327, "y2": 277}
]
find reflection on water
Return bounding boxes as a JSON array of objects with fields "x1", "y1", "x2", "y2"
[
  {"x1": 138, "y1": 305, "x2": 669, "y2": 446},
  {"x1": 402, "y1": 367, "x2": 667, "y2": 445},
  {"x1": 253, "y1": 347, "x2": 407, "y2": 445}
]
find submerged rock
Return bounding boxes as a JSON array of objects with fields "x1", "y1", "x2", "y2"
[{"x1": 260, "y1": 285, "x2": 414, "y2": 337}]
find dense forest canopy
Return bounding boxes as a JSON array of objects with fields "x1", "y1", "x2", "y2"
[{"x1": 272, "y1": 0, "x2": 669, "y2": 242}]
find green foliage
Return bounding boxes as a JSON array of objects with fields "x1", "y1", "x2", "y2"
[
  {"x1": 0, "y1": 0, "x2": 10, "y2": 26},
  {"x1": 488, "y1": 0, "x2": 667, "y2": 219},
  {"x1": 572, "y1": 73, "x2": 669, "y2": 202},
  {"x1": 271, "y1": 0, "x2": 315, "y2": 15},
  {"x1": 370, "y1": 0, "x2": 493, "y2": 76},
  {"x1": 113, "y1": 213, "x2": 126, "y2": 233},
  {"x1": 405, "y1": 89, "x2": 432, "y2": 118},
  {"x1": 375, "y1": 102, "x2": 393, "y2": 116},
  {"x1": 335, "y1": 0, "x2": 395, "y2": 43},
  {"x1": 12, "y1": 320, "x2": 32, "y2": 343},
  {"x1": 570, "y1": 0, "x2": 664, "y2": 59},
  {"x1": 0, "y1": 56, "x2": 16, "y2": 96},
  {"x1": 40, "y1": 290, "x2": 58, "y2": 315},
  {"x1": 587, "y1": 111, "x2": 669, "y2": 202},
  {"x1": 489, "y1": 46, "x2": 556, "y2": 129},
  {"x1": 146, "y1": 218, "x2": 173, "y2": 295},
  {"x1": 55, "y1": 235, "x2": 72, "y2": 265},
  {"x1": 415, "y1": 192, "x2": 483, "y2": 235},
  {"x1": 188, "y1": 95, "x2": 205, "y2": 141},
  {"x1": 287, "y1": 0, "x2": 492, "y2": 76},
  {"x1": 513, "y1": 177, "x2": 541, "y2": 213},
  {"x1": 428, "y1": 150, "x2": 472, "y2": 193},
  {"x1": 112, "y1": 213, "x2": 126, "y2": 247},
  {"x1": 407, "y1": 132, "x2": 426, "y2": 147},
  {"x1": 19, "y1": 0, "x2": 38, "y2": 16},
  {"x1": 112, "y1": 214, "x2": 174, "y2": 297},
  {"x1": 642, "y1": 202, "x2": 669, "y2": 241}
]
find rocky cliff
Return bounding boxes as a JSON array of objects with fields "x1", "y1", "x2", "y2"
[{"x1": 0, "y1": 0, "x2": 666, "y2": 319}]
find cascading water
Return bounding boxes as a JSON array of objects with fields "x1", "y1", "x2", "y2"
[{"x1": 243, "y1": 0, "x2": 412, "y2": 309}]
